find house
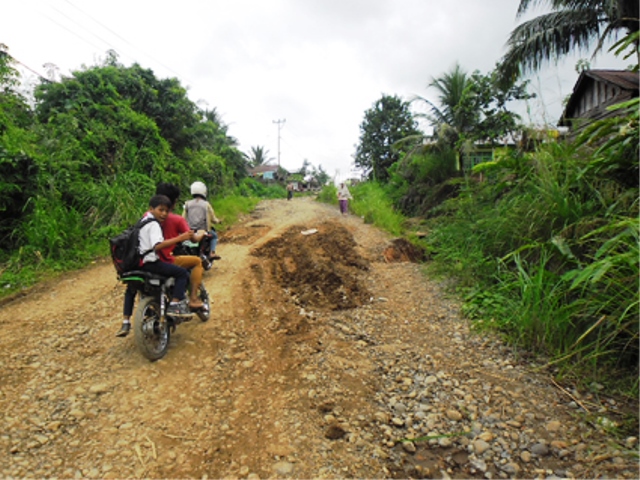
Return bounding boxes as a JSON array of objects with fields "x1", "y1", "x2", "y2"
[
  {"x1": 559, "y1": 69, "x2": 639, "y2": 132},
  {"x1": 462, "y1": 135, "x2": 519, "y2": 172},
  {"x1": 462, "y1": 146, "x2": 497, "y2": 171},
  {"x1": 462, "y1": 127, "x2": 563, "y2": 172},
  {"x1": 247, "y1": 164, "x2": 280, "y2": 181}
]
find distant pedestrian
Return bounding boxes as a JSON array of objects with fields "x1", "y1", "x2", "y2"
[
  {"x1": 337, "y1": 183, "x2": 352, "y2": 215},
  {"x1": 286, "y1": 182, "x2": 294, "y2": 201}
]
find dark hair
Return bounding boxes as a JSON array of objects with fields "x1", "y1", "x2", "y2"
[
  {"x1": 149, "y1": 194, "x2": 172, "y2": 208},
  {"x1": 155, "y1": 182, "x2": 181, "y2": 206}
]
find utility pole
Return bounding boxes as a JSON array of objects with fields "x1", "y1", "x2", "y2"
[{"x1": 272, "y1": 119, "x2": 286, "y2": 169}]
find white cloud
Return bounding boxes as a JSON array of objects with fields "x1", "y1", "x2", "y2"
[{"x1": 2, "y1": 0, "x2": 628, "y2": 181}]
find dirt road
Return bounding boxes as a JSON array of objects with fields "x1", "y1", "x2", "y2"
[{"x1": 0, "y1": 197, "x2": 637, "y2": 479}]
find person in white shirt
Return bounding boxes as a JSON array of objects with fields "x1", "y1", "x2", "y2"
[
  {"x1": 337, "y1": 183, "x2": 353, "y2": 216},
  {"x1": 116, "y1": 194, "x2": 194, "y2": 337}
]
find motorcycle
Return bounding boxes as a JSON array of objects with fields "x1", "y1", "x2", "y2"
[
  {"x1": 174, "y1": 231, "x2": 216, "y2": 271},
  {"x1": 120, "y1": 269, "x2": 210, "y2": 361}
]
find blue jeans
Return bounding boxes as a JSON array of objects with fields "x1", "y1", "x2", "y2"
[{"x1": 209, "y1": 228, "x2": 219, "y2": 255}]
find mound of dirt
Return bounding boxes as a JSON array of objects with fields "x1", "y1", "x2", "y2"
[
  {"x1": 383, "y1": 238, "x2": 427, "y2": 263},
  {"x1": 252, "y1": 222, "x2": 371, "y2": 310}
]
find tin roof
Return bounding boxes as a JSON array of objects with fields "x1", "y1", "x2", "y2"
[
  {"x1": 584, "y1": 70, "x2": 639, "y2": 90},
  {"x1": 248, "y1": 164, "x2": 279, "y2": 174},
  {"x1": 559, "y1": 69, "x2": 639, "y2": 125}
]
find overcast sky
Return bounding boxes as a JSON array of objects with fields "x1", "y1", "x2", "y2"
[{"x1": 2, "y1": 0, "x2": 628, "y2": 181}]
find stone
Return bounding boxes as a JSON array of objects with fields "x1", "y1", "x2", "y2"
[
  {"x1": 446, "y1": 409, "x2": 462, "y2": 421},
  {"x1": 546, "y1": 420, "x2": 562, "y2": 432},
  {"x1": 520, "y1": 451, "x2": 531, "y2": 463},
  {"x1": 89, "y1": 384, "x2": 110, "y2": 394},
  {"x1": 473, "y1": 440, "x2": 491, "y2": 455},
  {"x1": 271, "y1": 462, "x2": 294, "y2": 475},
  {"x1": 325, "y1": 424, "x2": 346, "y2": 440},
  {"x1": 402, "y1": 441, "x2": 417, "y2": 453},
  {"x1": 531, "y1": 443, "x2": 549, "y2": 456}
]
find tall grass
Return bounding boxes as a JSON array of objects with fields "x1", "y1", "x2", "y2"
[
  {"x1": 211, "y1": 194, "x2": 260, "y2": 229},
  {"x1": 424, "y1": 138, "x2": 638, "y2": 393},
  {"x1": 351, "y1": 182, "x2": 404, "y2": 236},
  {"x1": 316, "y1": 184, "x2": 337, "y2": 204},
  {"x1": 235, "y1": 177, "x2": 286, "y2": 199},
  {"x1": 316, "y1": 182, "x2": 405, "y2": 236}
]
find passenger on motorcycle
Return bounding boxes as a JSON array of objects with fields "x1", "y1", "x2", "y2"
[{"x1": 183, "y1": 181, "x2": 222, "y2": 261}]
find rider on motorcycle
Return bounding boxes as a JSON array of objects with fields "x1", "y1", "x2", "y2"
[{"x1": 183, "y1": 181, "x2": 222, "y2": 261}]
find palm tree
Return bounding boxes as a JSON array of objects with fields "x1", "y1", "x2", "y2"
[
  {"x1": 413, "y1": 63, "x2": 478, "y2": 154},
  {"x1": 499, "y1": 0, "x2": 639, "y2": 83},
  {"x1": 245, "y1": 146, "x2": 274, "y2": 167},
  {"x1": 416, "y1": 63, "x2": 478, "y2": 146},
  {"x1": 425, "y1": 63, "x2": 470, "y2": 127}
]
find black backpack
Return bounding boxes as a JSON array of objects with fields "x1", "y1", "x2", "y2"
[{"x1": 109, "y1": 217, "x2": 159, "y2": 276}]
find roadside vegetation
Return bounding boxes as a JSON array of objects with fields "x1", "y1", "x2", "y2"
[
  {"x1": 318, "y1": 5, "x2": 639, "y2": 396},
  {"x1": 0, "y1": 47, "x2": 284, "y2": 297},
  {"x1": 321, "y1": 103, "x2": 638, "y2": 395}
]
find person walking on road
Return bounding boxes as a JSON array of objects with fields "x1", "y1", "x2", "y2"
[
  {"x1": 337, "y1": 183, "x2": 353, "y2": 216},
  {"x1": 286, "y1": 182, "x2": 294, "y2": 201}
]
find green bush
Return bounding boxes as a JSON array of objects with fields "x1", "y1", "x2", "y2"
[{"x1": 235, "y1": 177, "x2": 286, "y2": 199}]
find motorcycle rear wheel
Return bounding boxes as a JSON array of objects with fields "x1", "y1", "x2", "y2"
[{"x1": 134, "y1": 296, "x2": 171, "y2": 361}]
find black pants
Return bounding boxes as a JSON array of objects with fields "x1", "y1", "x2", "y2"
[{"x1": 123, "y1": 261, "x2": 189, "y2": 316}]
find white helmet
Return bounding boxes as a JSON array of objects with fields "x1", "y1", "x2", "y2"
[{"x1": 190, "y1": 181, "x2": 207, "y2": 197}]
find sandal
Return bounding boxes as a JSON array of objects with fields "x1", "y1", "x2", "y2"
[
  {"x1": 189, "y1": 301, "x2": 204, "y2": 310},
  {"x1": 115, "y1": 323, "x2": 131, "y2": 337}
]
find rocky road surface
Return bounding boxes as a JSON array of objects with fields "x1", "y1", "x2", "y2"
[{"x1": 0, "y1": 197, "x2": 637, "y2": 479}]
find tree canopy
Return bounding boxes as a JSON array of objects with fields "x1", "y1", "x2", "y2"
[
  {"x1": 499, "y1": 0, "x2": 640, "y2": 83},
  {"x1": 0, "y1": 47, "x2": 245, "y2": 257},
  {"x1": 354, "y1": 94, "x2": 421, "y2": 182}
]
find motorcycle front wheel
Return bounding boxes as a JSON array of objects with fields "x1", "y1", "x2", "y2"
[{"x1": 134, "y1": 296, "x2": 170, "y2": 361}]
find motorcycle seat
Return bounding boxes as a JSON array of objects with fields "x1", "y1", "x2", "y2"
[{"x1": 120, "y1": 270, "x2": 168, "y2": 284}]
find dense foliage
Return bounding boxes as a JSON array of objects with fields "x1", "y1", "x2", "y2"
[
  {"x1": 354, "y1": 94, "x2": 421, "y2": 182},
  {"x1": 342, "y1": 25, "x2": 639, "y2": 392},
  {"x1": 0, "y1": 47, "x2": 250, "y2": 293},
  {"x1": 499, "y1": 0, "x2": 639, "y2": 83},
  {"x1": 423, "y1": 112, "x2": 638, "y2": 390}
]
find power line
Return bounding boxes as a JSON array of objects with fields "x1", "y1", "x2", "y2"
[
  {"x1": 61, "y1": 0, "x2": 191, "y2": 82},
  {"x1": 39, "y1": 10, "x2": 105, "y2": 57},
  {"x1": 48, "y1": 3, "x2": 127, "y2": 61},
  {"x1": 2, "y1": 51, "x2": 51, "y2": 83}
]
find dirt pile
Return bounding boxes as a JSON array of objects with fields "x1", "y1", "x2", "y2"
[{"x1": 252, "y1": 222, "x2": 371, "y2": 310}]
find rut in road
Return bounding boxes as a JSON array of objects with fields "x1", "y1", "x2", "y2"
[{"x1": 0, "y1": 197, "x2": 637, "y2": 479}]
